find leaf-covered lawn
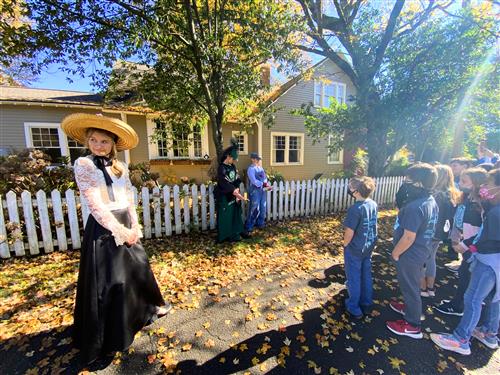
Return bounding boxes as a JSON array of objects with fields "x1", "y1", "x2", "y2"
[{"x1": 1, "y1": 210, "x2": 499, "y2": 375}]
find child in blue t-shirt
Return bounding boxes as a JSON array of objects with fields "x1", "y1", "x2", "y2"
[
  {"x1": 387, "y1": 163, "x2": 439, "y2": 339},
  {"x1": 343, "y1": 176, "x2": 378, "y2": 319}
]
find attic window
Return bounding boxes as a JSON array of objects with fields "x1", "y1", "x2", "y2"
[{"x1": 314, "y1": 81, "x2": 346, "y2": 107}]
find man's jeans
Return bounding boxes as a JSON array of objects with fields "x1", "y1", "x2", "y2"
[
  {"x1": 245, "y1": 188, "x2": 266, "y2": 232},
  {"x1": 454, "y1": 259, "x2": 500, "y2": 341},
  {"x1": 344, "y1": 249, "x2": 373, "y2": 316}
]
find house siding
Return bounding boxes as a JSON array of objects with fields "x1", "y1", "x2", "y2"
[
  {"x1": 261, "y1": 59, "x2": 356, "y2": 180},
  {"x1": 126, "y1": 114, "x2": 149, "y2": 164},
  {"x1": 0, "y1": 104, "x2": 134, "y2": 161}
]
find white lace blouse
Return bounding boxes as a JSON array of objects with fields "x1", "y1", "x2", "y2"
[{"x1": 74, "y1": 156, "x2": 142, "y2": 246}]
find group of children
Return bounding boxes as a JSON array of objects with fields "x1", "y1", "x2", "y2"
[{"x1": 342, "y1": 159, "x2": 500, "y2": 356}]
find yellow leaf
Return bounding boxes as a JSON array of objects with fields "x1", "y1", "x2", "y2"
[
  {"x1": 258, "y1": 342, "x2": 272, "y2": 354},
  {"x1": 239, "y1": 343, "x2": 248, "y2": 352},
  {"x1": 388, "y1": 356, "x2": 406, "y2": 370},
  {"x1": 351, "y1": 332, "x2": 362, "y2": 341},
  {"x1": 203, "y1": 322, "x2": 211, "y2": 329},
  {"x1": 251, "y1": 357, "x2": 260, "y2": 366},
  {"x1": 204, "y1": 339, "x2": 215, "y2": 348},
  {"x1": 219, "y1": 357, "x2": 226, "y2": 363},
  {"x1": 437, "y1": 360, "x2": 448, "y2": 373},
  {"x1": 181, "y1": 343, "x2": 192, "y2": 352},
  {"x1": 257, "y1": 323, "x2": 269, "y2": 330},
  {"x1": 195, "y1": 330, "x2": 203, "y2": 337},
  {"x1": 266, "y1": 313, "x2": 277, "y2": 321}
]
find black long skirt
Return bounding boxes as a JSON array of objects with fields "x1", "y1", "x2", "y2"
[{"x1": 73, "y1": 208, "x2": 165, "y2": 364}]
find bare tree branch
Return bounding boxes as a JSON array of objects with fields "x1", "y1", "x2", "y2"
[{"x1": 371, "y1": 0, "x2": 406, "y2": 77}]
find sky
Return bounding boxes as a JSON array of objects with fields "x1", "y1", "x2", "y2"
[{"x1": 33, "y1": 63, "x2": 101, "y2": 93}]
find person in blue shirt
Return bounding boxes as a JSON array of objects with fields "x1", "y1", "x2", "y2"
[
  {"x1": 343, "y1": 176, "x2": 378, "y2": 319},
  {"x1": 387, "y1": 163, "x2": 438, "y2": 339},
  {"x1": 245, "y1": 152, "x2": 271, "y2": 233}
]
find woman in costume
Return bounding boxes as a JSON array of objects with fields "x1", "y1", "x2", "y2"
[
  {"x1": 61, "y1": 113, "x2": 169, "y2": 364},
  {"x1": 215, "y1": 141, "x2": 249, "y2": 243}
]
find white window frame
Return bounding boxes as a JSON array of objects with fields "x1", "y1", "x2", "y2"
[
  {"x1": 146, "y1": 118, "x2": 209, "y2": 160},
  {"x1": 313, "y1": 80, "x2": 347, "y2": 108},
  {"x1": 231, "y1": 130, "x2": 248, "y2": 155},
  {"x1": 270, "y1": 132, "x2": 305, "y2": 166},
  {"x1": 327, "y1": 134, "x2": 344, "y2": 165},
  {"x1": 23, "y1": 122, "x2": 82, "y2": 162}
]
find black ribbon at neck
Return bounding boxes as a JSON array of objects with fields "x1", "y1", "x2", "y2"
[{"x1": 93, "y1": 156, "x2": 113, "y2": 186}]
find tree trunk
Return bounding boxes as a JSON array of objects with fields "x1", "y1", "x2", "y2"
[
  {"x1": 358, "y1": 86, "x2": 388, "y2": 176},
  {"x1": 210, "y1": 115, "x2": 224, "y2": 161},
  {"x1": 366, "y1": 131, "x2": 388, "y2": 176}
]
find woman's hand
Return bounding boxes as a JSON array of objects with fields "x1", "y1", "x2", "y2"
[
  {"x1": 233, "y1": 188, "x2": 247, "y2": 201},
  {"x1": 126, "y1": 230, "x2": 139, "y2": 246}
]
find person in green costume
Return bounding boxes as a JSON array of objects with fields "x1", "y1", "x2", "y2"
[{"x1": 215, "y1": 141, "x2": 250, "y2": 243}]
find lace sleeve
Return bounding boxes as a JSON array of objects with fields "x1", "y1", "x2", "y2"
[
  {"x1": 74, "y1": 157, "x2": 132, "y2": 246},
  {"x1": 123, "y1": 164, "x2": 143, "y2": 238}
]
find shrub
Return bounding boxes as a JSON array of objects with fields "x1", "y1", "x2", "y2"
[
  {"x1": 0, "y1": 149, "x2": 76, "y2": 195},
  {"x1": 385, "y1": 155, "x2": 411, "y2": 176},
  {"x1": 128, "y1": 162, "x2": 160, "y2": 189},
  {"x1": 266, "y1": 168, "x2": 284, "y2": 185}
]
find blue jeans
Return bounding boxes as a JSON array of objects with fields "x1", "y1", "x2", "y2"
[
  {"x1": 344, "y1": 249, "x2": 373, "y2": 316},
  {"x1": 454, "y1": 259, "x2": 500, "y2": 341},
  {"x1": 245, "y1": 188, "x2": 266, "y2": 232}
]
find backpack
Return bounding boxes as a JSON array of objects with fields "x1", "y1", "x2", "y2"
[{"x1": 433, "y1": 191, "x2": 456, "y2": 240}]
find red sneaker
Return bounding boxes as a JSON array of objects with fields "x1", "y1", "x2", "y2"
[
  {"x1": 386, "y1": 319, "x2": 423, "y2": 339},
  {"x1": 389, "y1": 301, "x2": 405, "y2": 315}
]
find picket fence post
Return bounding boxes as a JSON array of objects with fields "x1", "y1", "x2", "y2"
[
  {"x1": 142, "y1": 187, "x2": 152, "y2": 239},
  {"x1": 36, "y1": 190, "x2": 53, "y2": 253},
  {"x1": 164, "y1": 186, "x2": 172, "y2": 236},
  {"x1": 209, "y1": 184, "x2": 216, "y2": 230},
  {"x1": 51, "y1": 190, "x2": 67, "y2": 251},
  {"x1": 0, "y1": 194, "x2": 10, "y2": 258},
  {"x1": 152, "y1": 187, "x2": 162, "y2": 238},
  {"x1": 200, "y1": 184, "x2": 207, "y2": 231},
  {"x1": 65, "y1": 189, "x2": 81, "y2": 249}
]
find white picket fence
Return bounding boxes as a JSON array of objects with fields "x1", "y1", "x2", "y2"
[{"x1": 0, "y1": 176, "x2": 404, "y2": 259}]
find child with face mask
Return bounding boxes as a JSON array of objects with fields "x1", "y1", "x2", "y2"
[
  {"x1": 431, "y1": 169, "x2": 500, "y2": 354},
  {"x1": 434, "y1": 168, "x2": 488, "y2": 316},
  {"x1": 387, "y1": 163, "x2": 439, "y2": 339},
  {"x1": 342, "y1": 177, "x2": 378, "y2": 319}
]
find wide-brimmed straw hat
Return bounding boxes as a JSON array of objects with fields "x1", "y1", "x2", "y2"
[{"x1": 61, "y1": 113, "x2": 139, "y2": 151}]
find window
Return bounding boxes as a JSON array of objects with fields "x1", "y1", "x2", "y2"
[
  {"x1": 24, "y1": 122, "x2": 85, "y2": 163},
  {"x1": 192, "y1": 125, "x2": 203, "y2": 158},
  {"x1": 314, "y1": 80, "x2": 347, "y2": 107},
  {"x1": 327, "y1": 134, "x2": 343, "y2": 164},
  {"x1": 67, "y1": 138, "x2": 87, "y2": 162},
  {"x1": 231, "y1": 131, "x2": 248, "y2": 155},
  {"x1": 271, "y1": 132, "x2": 304, "y2": 166},
  {"x1": 171, "y1": 125, "x2": 190, "y2": 158},
  {"x1": 148, "y1": 119, "x2": 208, "y2": 159}
]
